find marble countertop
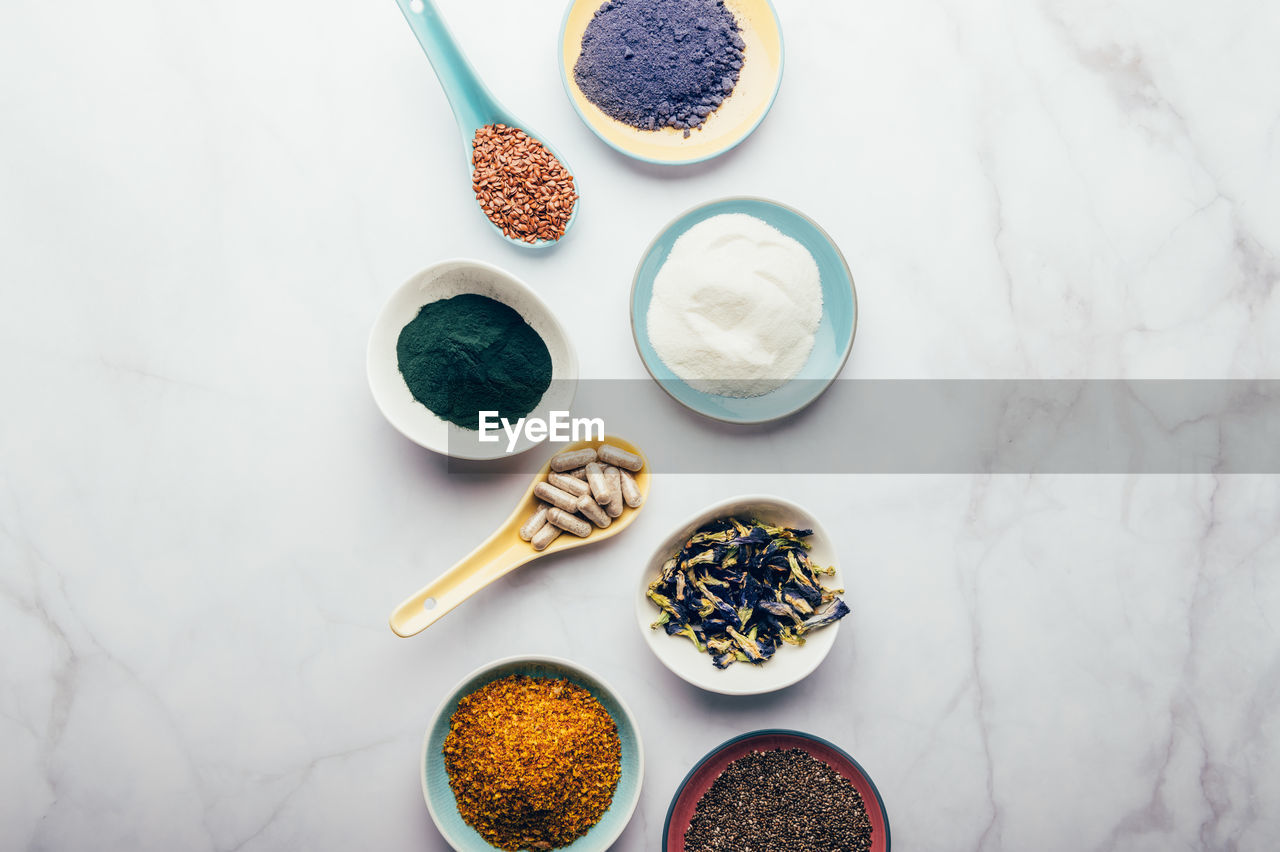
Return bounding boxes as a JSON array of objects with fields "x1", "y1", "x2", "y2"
[{"x1": 2, "y1": 0, "x2": 1278, "y2": 849}]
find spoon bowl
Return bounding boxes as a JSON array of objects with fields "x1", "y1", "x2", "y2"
[
  {"x1": 395, "y1": 0, "x2": 578, "y2": 248},
  {"x1": 389, "y1": 436, "x2": 650, "y2": 636}
]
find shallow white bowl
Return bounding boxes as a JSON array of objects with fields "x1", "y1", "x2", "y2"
[
  {"x1": 367, "y1": 260, "x2": 578, "y2": 460},
  {"x1": 635, "y1": 495, "x2": 845, "y2": 696}
]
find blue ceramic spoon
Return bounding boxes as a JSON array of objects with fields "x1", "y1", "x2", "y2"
[{"x1": 393, "y1": 0, "x2": 578, "y2": 248}]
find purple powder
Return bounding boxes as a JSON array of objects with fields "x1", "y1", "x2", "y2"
[{"x1": 573, "y1": 0, "x2": 745, "y2": 137}]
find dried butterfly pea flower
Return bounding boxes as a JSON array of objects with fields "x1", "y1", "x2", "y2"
[{"x1": 647, "y1": 517, "x2": 850, "y2": 668}]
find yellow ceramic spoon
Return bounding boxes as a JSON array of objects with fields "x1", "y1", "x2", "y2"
[{"x1": 389, "y1": 436, "x2": 650, "y2": 637}]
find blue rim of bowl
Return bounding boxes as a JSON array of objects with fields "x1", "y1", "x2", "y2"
[
  {"x1": 556, "y1": 0, "x2": 785, "y2": 166},
  {"x1": 629, "y1": 196, "x2": 858, "y2": 424},
  {"x1": 660, "y1": 729, "x2": 892, "y2": 851},
  {"x1": 420, "y1": 654, "x2": 645, "y2": 851}
]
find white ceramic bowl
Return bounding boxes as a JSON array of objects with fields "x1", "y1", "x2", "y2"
[
  {"x1": 635, "y1": 495, "x2": 845, "y2": 696},
  {"x1": 367, "y1": 260, "x2": 578, "y2": 459}
]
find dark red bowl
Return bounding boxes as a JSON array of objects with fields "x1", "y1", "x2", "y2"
[{"x1": 663, "y1": 729, "x2": 891, "y2": 851}]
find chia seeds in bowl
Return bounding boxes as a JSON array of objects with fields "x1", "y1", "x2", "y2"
[
  {"x1": 684, "y1": 748, "x2": 873, "y2": 852},
  {"x1": 663, "y1": 730, "x2": 891, "y2": 851}
]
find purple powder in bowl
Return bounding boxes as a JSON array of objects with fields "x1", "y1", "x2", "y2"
[{"x1": 573, "y1": 0, "x2": 745, "y2": 136}]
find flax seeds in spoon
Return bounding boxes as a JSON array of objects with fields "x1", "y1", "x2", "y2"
[{"x1": 472, "y1": 124, "x2": 577, "y2": 243}]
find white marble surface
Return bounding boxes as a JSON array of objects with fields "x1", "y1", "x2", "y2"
[{"x1": 2, "y1": 0, "x2": 1279, "y2": 850}]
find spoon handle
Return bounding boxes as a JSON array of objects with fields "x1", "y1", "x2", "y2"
[
  {"x1": 389, "y1": 533, "x2": 538, "y2": 637},
  {"x1": 393, "y1": 0, "x2": 494, "y2": 135}
]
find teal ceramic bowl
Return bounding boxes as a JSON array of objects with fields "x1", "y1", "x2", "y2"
[
  {"x1": 421, "y1": 655, "x2": 644, "y2": 851},
  {"x1": 630, "y1": 197, "x2": 857, "y2": 424}
]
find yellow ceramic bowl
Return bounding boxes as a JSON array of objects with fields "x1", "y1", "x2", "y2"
[{"x1": 558, "y1": 0, "x2": 784, "y2": 165}]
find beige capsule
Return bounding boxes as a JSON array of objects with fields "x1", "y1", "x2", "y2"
[
  {"x1": 576, "y1": 494, "x2": 611, "y2": 529},
  {"x1": 598, "y1": 443, "x2": 643, "y2": 472},
  {"x1": 604, "y1": 466, "x2": 624, "y2": 518},
  {"x1": 585, "y1": 461, "x2": 614, "y2": 506},
  {"x1": 566, "y1": 467, "x2": 588, "y2": 480},
  {"x1": 533, "y1": 481, "x2": 581, "y2": 513},
  {"x1": 547, "y1": 471, "x2": 589, "y2": 498},
  {"x1": 547, "y1": 507, "x2": 591, "y2": 537},
  {"x1": 619, "y1": 469, "x2": 644, "y2": 508},
  {"x1": 550, "y1": 448, "x2": 597, "y2": 472},
  {"x1": 531, "y1": 523, "x2": 561, "y2": 551},
  {"x1": 519, "y1": 503, "x2": 550, "y2": 542}
]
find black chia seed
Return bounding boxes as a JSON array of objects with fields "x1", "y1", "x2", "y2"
[
  {"x1": 572, "y1": 0, "x2": 745, "y2": 136},
  {"x1": 683, "y1": 748, "x2": 875, "y2": 852}
]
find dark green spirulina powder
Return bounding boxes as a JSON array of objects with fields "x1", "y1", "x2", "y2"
[{"x1": 396, "y1": 294, "x2": 552, "y2": 430}]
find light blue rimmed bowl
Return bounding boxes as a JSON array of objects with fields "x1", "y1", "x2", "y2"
[
  {"x1": 422, "y1": 655, "x2": 643, "y2": 851},
  {"x1": 630, "y1": 197, "x2": 858, "y2": 424}
]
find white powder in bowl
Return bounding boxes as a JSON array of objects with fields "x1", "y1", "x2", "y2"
[{"x1": 646, "y1": 213, "x2": 822, "y2": 398}]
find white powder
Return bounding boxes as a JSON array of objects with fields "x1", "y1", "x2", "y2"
[{"x1": 647, "y1": 213, "x2": 822, "y2": 398}]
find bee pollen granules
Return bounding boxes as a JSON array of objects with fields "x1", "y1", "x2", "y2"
[
  {"x1": 472, "y1": 124, "x2": 577, "y2": 244},
  {"x1": 443, "y1": 674, "x2": 621, "y2": 850}
]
